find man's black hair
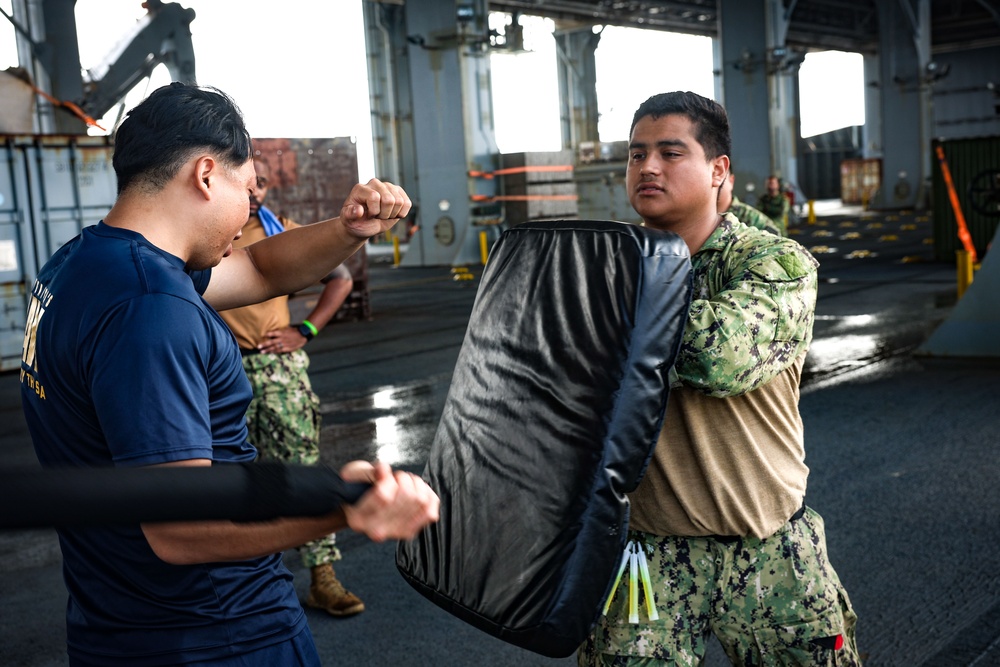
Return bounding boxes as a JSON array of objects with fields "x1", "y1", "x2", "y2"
[
  {"x1": 629, "y1": 91, "x2": 732, "y2": 161},
  {"x1": 112, "y1": 82, "x2": 253, "y2": 195}
]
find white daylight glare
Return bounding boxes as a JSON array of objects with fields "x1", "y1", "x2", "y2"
[{"x1": 798, "y1": 50, "x2": 866, "y2": 138}]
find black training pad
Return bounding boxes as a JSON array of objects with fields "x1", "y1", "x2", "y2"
[
  {"x1": 0, "y1": 463, "x2": 368, "y2": 529},
  {"x1": 396, "y1": 220, "x2": 692, "y2": 658}
]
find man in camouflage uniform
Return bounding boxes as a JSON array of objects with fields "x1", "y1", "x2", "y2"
[
  {"x1": 218, "y1": 158, "x2": 365, "y2": 617},
  {"x1": 718, "y1": 167, "x2": 782, "y2": 236},
  {"x1": 757, "y1": 175, "x2": 791, "y2": 235},
  {"x1": 578, "y1": 92, "x2": 861, "y2": 666}
]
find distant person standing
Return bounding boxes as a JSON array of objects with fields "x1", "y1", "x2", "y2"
[
  {"x1": 756, "y1": 175, "x2": 791, "y2": 235},
  {"x1": 217, "y1": 156, "x2": 364, "y2": 617},
  {"x1": 718, "y1": 167, "x2": 782, "y2": 236}
]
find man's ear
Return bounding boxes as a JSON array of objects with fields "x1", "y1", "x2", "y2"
[
  {"x1": 711, "y1": 155, "x2": 730, "y2": 188},
  {"x1": 193, "y1": 155, "x2": 217, "y2": 200}
]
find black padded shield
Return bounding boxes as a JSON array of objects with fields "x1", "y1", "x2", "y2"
[{"x1": 396, "y1": 220, "x2": 692, "y2": 658}]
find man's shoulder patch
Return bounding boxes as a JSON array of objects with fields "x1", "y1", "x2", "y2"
[
  {"x1": 775, "y1": 251, "x2": 811, "y2": 279},
  {"x1": 740, "y1": 237, "x2": 817, "y2": 281}
]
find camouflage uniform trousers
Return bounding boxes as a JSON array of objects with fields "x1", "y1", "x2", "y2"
[
  {"x1": 579, "y1": 507, "x2": 861, "y2": 666},
  {"x1": 242, "y1": 349, "x2": 340, "y2": 567}
]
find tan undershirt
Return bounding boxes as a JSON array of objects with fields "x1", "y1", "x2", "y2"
[
  {"x1": 216, "y1": 215, "x2": 300, "y2": 350},
  {"x1": 627, "y1": 355, "x2": 808, "y2": 539}
]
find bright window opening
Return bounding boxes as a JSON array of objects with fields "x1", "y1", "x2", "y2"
[{"x1": 798, "y1": 50, "x2": 865, "y2": 138}]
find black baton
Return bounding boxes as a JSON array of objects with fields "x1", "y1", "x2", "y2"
[{"x1": 0, "y1": 462, "x2": 370, "y2": 529}]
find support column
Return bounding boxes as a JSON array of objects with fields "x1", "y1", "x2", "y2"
[
  {"x1": 364, "y1": 2, "x2": 417, "y2": 189},
  {"x1": 862, "y1": 53, "x2": 883, "y2": 159},
  {"x1": 554, "y1": 25, "x2": 601, "y2": 150},
  {"x1": 766, "y1": 0, "x2": 800, "y2": 197},
  {"x1": 12, "y1": 0, "x2": 86, "y2": 133},
  {"x1": 719, "y1": 0, "x2": 770, "y2": 200},
  {"x1": 367, "y1": 0, "x2": 500, "y2": 267},
  {"x1": 872, "y1": 0, "x2": 930, "y2": 209},
  {"x1": 718, "y1": 0, "x2": 797, "y2": 205}
]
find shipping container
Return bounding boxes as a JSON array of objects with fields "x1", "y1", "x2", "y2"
[
  {"x1": 253, "y1": 138, "x2": 371, "y2": 321},
  {"x1": 840, "y1": 158, "x2": 882, "y2": 205},
  {"x1": 931, "y1": 136, "x2": 1000, "y2": 262},
  {"x1": 574, "y1": 162, "x2": 641, "y2": 225},
  {"x1": 498, "y1": 151, "x2": 578, "y2": 224},
  {"x1": 0, "y1": 135, "x2": 117, "y2": 372}
]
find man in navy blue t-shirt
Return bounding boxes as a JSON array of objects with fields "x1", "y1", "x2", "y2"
[{"x1": 19, "y1": 82, "x2": 439, "y2": 666}]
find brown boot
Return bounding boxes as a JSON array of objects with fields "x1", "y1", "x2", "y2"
[{"x1": 305, "y1": 564, "x2": 365, "y2": 617}]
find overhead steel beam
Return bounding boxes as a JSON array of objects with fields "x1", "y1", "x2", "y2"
[
  {"x1": 488, "y1": 0, "x2": 717, "y2": 35},
  {"x1": 80, "y1": 1, "x2": 197, "y2": 121},
  {"x1": 487, "y1": 0, "x2": 995, "y2": 54}
]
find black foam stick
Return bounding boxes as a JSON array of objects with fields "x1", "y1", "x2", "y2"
[{"x1": 0, "y1": 462, "x2": 370, "y2": 529}]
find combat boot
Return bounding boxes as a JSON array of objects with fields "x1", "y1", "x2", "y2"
[{"x1": 305, "y1": 563, "x2": 365, "y2": 617}]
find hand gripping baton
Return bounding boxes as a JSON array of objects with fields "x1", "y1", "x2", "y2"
[{"x1": 0, "y1": 462, "x2": 370, "y2": 529}]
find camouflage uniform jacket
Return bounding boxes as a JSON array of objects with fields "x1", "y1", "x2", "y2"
[
  {"x1": 677, "y1": 212, "x2": 817, "y2": 396},
  {"x1": 757, "y1": 191, "x2": 790, "y2": 232},
  {"x1": 728, "y1": 195, "x2": 783, "y2": 236},
  {"x1": 628, "y1": 213, "x2": 820, "y2": 537}
]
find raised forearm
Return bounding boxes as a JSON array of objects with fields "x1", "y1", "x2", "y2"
[
  {"x1": 205, "y1": 179, "x2": 409, "y2": 312},
  {"x1": 247, "y1": 219, "x2": 363, "y2": 298},
  {"x1": 676, "y1": 250, "x2": 817, "y2": 397},
  {"x1": 675, "y1": 285, "x2": 810, "y2": 397},
  {"x1": 142, "y1": 512, "x2": 348, "y2": 565}
]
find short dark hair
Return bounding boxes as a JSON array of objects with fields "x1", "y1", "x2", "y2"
[
  {"x1": 629, "y1": 91, "x2": 731, "y2": 161},
  {"x1": 112, "y1": 82, "x2": 252, "y2": 195}
]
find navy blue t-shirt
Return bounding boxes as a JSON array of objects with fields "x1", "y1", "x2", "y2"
[{"x1": 20, "y1": 223, "x2": 308, "y2": 665}]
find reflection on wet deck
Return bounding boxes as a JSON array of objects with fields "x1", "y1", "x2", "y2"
[{"x1": 318, "y1": 376, "x2": 452, "y2": 470}]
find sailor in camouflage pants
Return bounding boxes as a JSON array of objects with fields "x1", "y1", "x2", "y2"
[
  {"x1": 580, "y1": 508, "x2": 860, "y2": 665},
  {"x1": 579, "y1": 91, "x2": 862, "y2": 665},
  {"x1": 243, "y1": 350, "x2": 340, "y2": 565},
  {"x1": 237, "y1": 322, "x2": 365, "y2": 619}
]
